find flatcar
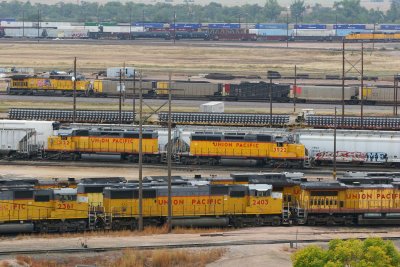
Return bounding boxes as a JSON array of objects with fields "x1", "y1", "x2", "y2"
[{"x1": 7, "y1": 74, "x2": 93, "y2": 96}]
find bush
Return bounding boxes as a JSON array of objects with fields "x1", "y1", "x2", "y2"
[{"x1": 292, "y1": 237, "x2": 400, "y2": 267}]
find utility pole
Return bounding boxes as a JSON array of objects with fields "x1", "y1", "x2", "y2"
[
  {"x1": 167, "y1": 72, "x2": 172, "y2": 233},
  {"x1": 269, "y1": 78, "x2": 272, "y2": 128},
  {"x1": 341, "y1": 41, "x2": 345, "y2": 123},
  {"x1": 119, "y1": 69, "x2": 122, "y2": 124},
  {"x1": 138, "y1": 73, "x2": 143, "y2": 231},
  {"x1": 73, "y1": 57, "x2": 77, "y2": 123},
  {"x1": 286, "y1": 13, "x2": 289, "y2": 48},
  {"x1": 173, "y1": 11, "x2": 176, "y2": 45},
  {"x1": 360, "y1": 43, "x2": 364, "y2": 128},
  {"x1": 37, "y1": 9, "x2": 40, "y2": 40},
  {"x1": 142, "y1": 10, "x2": 145, "y2": 31},
  {"x1": 22, "y1": 9, "x2": 25, "y2": 38},
  {"x1": 333, "y1": 107, "x2": 337, "y2": 180},
  {"x1": 133, "y1": 69, "x2": 136, "y2": 124},
  {"x1": 129, "y1": 7, "x2": 132, "y2": 40},
  {"x1": 335, "y1": 14, "x2": 337, "y2": 37},
  {"x1": 294, "y1": 65, "x2": 297, "y2": 113},
  {"x1": 394, "y1": 75, "x2": 399, "y2": 116}
]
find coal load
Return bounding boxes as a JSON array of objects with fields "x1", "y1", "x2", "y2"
[{"x1": 229, "y1": 82, "x2": 290, "y2": 101}]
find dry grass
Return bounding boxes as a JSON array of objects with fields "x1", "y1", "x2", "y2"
[
  {"x1": 0, "y1": 42, "x2": 398, "y2": 76},
  {"x1": 13, "y1": 225, "x2": 227, "y2": 240},
  {"x1": 12, "y1": 248, "x2": 226, "y2": 267}
]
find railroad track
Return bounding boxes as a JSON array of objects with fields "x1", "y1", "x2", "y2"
[
  {"x1": 0, "y1": 159, "x2": 395, "y2": 175},
  {"x1": 1, "y1": 236, "x2": 400, "y2": 256},
  {"x1": 1, "y1": 91, "x2": 397, "y2": 106}
]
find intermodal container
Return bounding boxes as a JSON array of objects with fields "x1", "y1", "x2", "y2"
[
  {"x1": 132, "y1": 22, "x2": 165, "y2": 29},
  {"x1": 250, "y1": 29, "x2": 290, "y2": 36},
  {"x1": 172, "y1": 23, "x2": 201, "y2": 29},
  {"x1": 380, "y1": 24, "x2": 400, "y2": 31},
  {"x1": 336, "y1": 29, "x2": 371, "y2": 36},
  {"x1": 334, "y1": 24, "x2": 366, "y2": 30},
  {"x1": 208, "y1": 23, "x2": 240, "y2": 29},
  {"x1": 255, "y1": 23, "x2": 287, "y2": 29},
  {"x1": 295, "y1": 24, "x2": 326, "y2": 29}
]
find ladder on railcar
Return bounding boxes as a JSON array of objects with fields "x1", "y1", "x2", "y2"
[{"x1": 282, "y1": 203, "x2": 291, "y2": 225}]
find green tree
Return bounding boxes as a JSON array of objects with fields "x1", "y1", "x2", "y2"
[
  {"x1": 386, "y1": 0, "x2": 400, "y2": 22},
  {"x1": 264, "y1": 0, "x2": 284, "y2": 22},
  {"x1": 334, "y1": 0, "x2": 369, "y2": 23},
  {"x1": 290, "y1": 0, "x2": 306, "y2": 21},
  {"x1": 292, "y1": 238, "x2": 400, "y2": 267}
]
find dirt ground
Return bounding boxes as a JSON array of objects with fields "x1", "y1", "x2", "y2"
[
  {"x1": 0, "y1": 164, "x2": 230, "y2": 180},
  {"x1": 1, "y1": 226, "x2": 400, "y2": 266},
  {"x1": 0, "y1": 40, "x2": 399, "y2": 77}
]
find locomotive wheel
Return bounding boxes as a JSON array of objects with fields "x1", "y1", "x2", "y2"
[
  {"x1": 180, "y1": 157, "x2": 188, "y2": 165},
  {"x1": 38, "y1": 223, "x2": 49, "y2": 233},
  {"x1": 272, "y1": 217, "x2": 281, "y2": 226}
]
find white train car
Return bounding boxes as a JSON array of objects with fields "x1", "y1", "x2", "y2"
[
  {"x1": 298, "y1": 129, "x2": 400, "y2": 166},
  {"x1": 0, "y1": 120, "x2": 58, "y2": 156}
]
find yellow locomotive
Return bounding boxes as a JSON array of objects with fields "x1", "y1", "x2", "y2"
[
  {"x1": 296, "y1": 175, "x2": 400, "y2": 225},
  {"x1": 101, "y1": 183, "x2": 284, "y2": 229},
  {"x1": 0, "y1": 187, "x2": 88, "y2": 233},
  {"x1": 345, "y1": 32, "x2": 400, "y2": 42},
  {"x1": 182, "y1": 132, "x2": 307, "y2": 168},
  {"x1": 2, "y1": 172, "x2": 400, "y2": 233},
  {"x1": 7, "y1": 74, "x2": 93, "y2": 96},
  {"x1": 47, "y1": 129, "x2": 159, "y2": 162}
]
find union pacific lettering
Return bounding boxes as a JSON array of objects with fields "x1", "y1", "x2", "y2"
[
  {"x1": 211, "y1": 142, "x2": 259, "y2": 149},
  {"x1": 0, "y1": 204, "x2": 26, "y2": 210},
  {"x1": 90, "y1": 137, "x2": 135, "y2": 144},
  {"x1": 346, "y1": 193, "x2": 400, "y2": 200},
  {"x1": 157, "y1": 199, "x2": 223, "y2": 205}
]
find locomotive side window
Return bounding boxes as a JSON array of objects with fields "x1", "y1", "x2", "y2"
[
  {"x1": 255, "y1": 190, "x2": 270, "y2": 197},
  {"x1": 143, "y1": 190, "x2": 156, "y2": 198},
  {"x1": 111, "y1": 190, "x2": 134, "y2": 199},
  {"x1": 256, "y1": 135, "x2": 272, "y2": 142},
  {"x1": 230, "y1": 191, "x2": 245, "y2": 198},
  {"x1": 56, "y1": 194, "x2": 77, "y2": 201},
  {"x1": 35, "y1": 195, "x2": 50, "y2": 202},
  {"x1": 14, "y1": 191, "x2": 33, "y2": 199},
  {"x1": 210, "y1": 186, "x2": 229, "y2": 195}
]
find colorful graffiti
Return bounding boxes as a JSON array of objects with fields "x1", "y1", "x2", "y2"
[
  {"x1": 37, "y1": 79, "x2": 51, "y2": 87},
  {"x1": 314, "y1": 151, "x2": 387, "y2": 163}
]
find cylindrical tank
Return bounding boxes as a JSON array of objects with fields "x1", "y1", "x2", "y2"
[
  {"x1": 0, "y1": 223, "x2": 34, "y2": 233},
  {"x1": 171, "y1": 217, "x2": 229, "y2": 227}
]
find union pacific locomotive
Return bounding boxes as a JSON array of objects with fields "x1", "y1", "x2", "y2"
[
  {"x1": 7, "y1": 74, "x2": 93, "y2": 96},
  {"x1": 1, "y1": 172, "x2": 400, "y2": 233},
  {"x1": 45, "y1": 129, "x2": 307, "y2": 168}
]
